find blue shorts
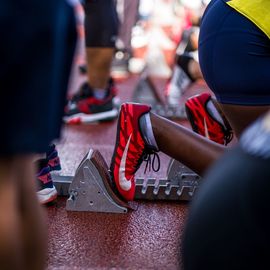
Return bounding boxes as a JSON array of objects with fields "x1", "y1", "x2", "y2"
[
  {"x1": 199, "y1": 0, "x2": 270, "y2": 105},
  {"x1": 0, "y1": 0, "x2": 77, "y2": 155}
]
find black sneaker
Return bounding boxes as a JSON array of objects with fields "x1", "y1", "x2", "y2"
[{"x1": 64, "y1": 80, "x2": 119, "y2": 124}]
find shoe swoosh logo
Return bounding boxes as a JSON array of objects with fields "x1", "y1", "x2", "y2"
[
  {"x1": 119, "y1": 133, "x2": 133, "y2": 191},
  {"x1": 204, "y1": 117, "x2": 210, "y2": 139}
]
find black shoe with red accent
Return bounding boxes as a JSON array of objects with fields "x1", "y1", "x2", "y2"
[
  {"x1": 64, "y1": 80, "x2": 119, "y2": 124},
  {"x1": 185, "y1": 92, "x2": 233, "y2": 145},
  {"x1": 110, "y1": 103, "x2": 160, "y2": 201}
]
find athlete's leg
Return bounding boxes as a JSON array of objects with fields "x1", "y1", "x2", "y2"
[
  {"x1": 0, "y1": 158, "x2": 22, "y2": 270},
  {"x1": 110, "y1": 103, "x2": 225, "y2": 201},
  {"x1": 110, "y1": 0, "x2": 270, "y2": 202},
  {"x1": 182, "y1": 1, "x2": 270, "y2": 267},
  {"x1": 150, "y1": 113, "x2": 224, "y2": 175},
  {"x1": 217, "y1": 104, "x2": 270, "y2": 138},
  {"x1": 84, "y1": 0, "x2": 118, "y2": 89},
  {"x1": 188, "y1": 58, "x2": 202, "y2": 81},
  {"x1": 86, "y1": 48, "x2": 115, "y2": 89},
  {"x1": 0, "y1": 156, "x2": 47, "y2": 270},
  {"x1": 16, "y1": 156, "x2": 47, "y2": 270},
  {"x1": 64, "y1": 0, "x2": 120, "y2": 124}
]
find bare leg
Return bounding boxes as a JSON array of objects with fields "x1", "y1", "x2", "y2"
[
  {"x1": 218, "y1": 104, "x2": 270, "y2": 138},
  {"x1": 150, "y1": 102, "x2": 270, "y2": 176},
  {"x1": 83, "y1": 0, "x2": 118, "y2": 90},
  {"x1": 188, "y1": 59, "x2": 202, "y2": 81},
  {"x1": 150, "y1": 113, "x2": 225, "y2": 175},
  {"x1": 0, "y1": 158, "x2": 22, "y2": 270},
  {"x1": 0, "y1": 156, "x2": 47, "y2": 270},
  {"x1": 16, "y1": 156, "x2": 47, "y2": 270},
  {"x1": 86, "y1": 47, "x2": 115, "y2": 89},
  {"x1": 0, "y1": 156, "x2": 46, "y2": 270}
]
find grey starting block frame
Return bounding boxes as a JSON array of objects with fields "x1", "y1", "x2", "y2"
[
  {"x1": 61, "y1": 149, "x2": 131, "y2": 213},
  {"x1": 134, "y1": 159, "x2": 201, "y2": 201},
  {"x1": 52, "y1": 148, "x2": 201, "y2": 213}
]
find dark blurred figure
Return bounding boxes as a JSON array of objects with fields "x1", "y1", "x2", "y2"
[
  {"x1": 0, "y1": 1, "x2": 76, "y2": 269},
  {"x1": 183, "y1": 112, "x2": 270, "y2": 269}
]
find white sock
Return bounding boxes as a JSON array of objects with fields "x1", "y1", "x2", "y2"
[
  {"x1": 139, "y1": 113, "x2": 159, "y2": 151},
  {"x1": 206, "y1": 100, "x2": 226, "y2": 128},
  {"x1": 93, "y1": 88, "x2": 107, "y2": 100}
]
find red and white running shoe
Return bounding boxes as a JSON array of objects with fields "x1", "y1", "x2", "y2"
[
  {"x1": 110, "y1": 103, "x2": 159, "y2": 201},
  {"x1": 185, "y1": 92, "x2": 233, "y2": 145},
  {"x1": 64, "y1": 79, "x2": 119, "y2": 124}
]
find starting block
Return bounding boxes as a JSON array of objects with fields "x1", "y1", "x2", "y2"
[
  {"x1": 135, "y1": 159, "x2": 201, "y2": 201},
  {"x1": 59, "y1": 149, "x2": 132, "y2": 213},
  {"x1": 132, "y1": 73, "x2": 186, "y2": 119},
  {"x1": 151, "y1": 104, "x2": 186, "y2": 120},
  {"x1": 52, "y1": 149, "x2": 201, "y2": 213}
]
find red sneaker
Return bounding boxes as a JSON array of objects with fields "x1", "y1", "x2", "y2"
[
  {"x1": 110, "y1": 103, "x2": 159, "y2": 201},
  {"x1": 185, "y1": 93, "x2": 233, "y2": 145}
]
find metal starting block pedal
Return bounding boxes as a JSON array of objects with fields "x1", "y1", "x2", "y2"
[
  {"x1": 134, "y1": 159, "x2": 201, "y2": 201},
  {"x1": 64, "y1": 149, "x2": 134, "y2": 213}
]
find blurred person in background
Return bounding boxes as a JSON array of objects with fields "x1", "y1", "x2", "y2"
[{"x1": 64, "y1": 0, "x2": 119, "y2": 124}]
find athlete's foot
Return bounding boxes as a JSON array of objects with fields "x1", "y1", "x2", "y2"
[
  {"x1": 110, "y1": 103, "x2": 160, "y2": 201},
  {"x1": 64, "y1": 80, "x2": 119, "y2": 124},
  {"x1": 185, "y1": 92, "x2": 233, "y2": 145},
  {"x1": 36, "y1": 159, "x2": 58, "y2": 204}
]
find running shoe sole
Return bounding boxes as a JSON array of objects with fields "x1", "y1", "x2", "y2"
[
  {"x1": 37, "y1": 187, "x2": 58, "y2": 204},
  {"x1": 63, "y1": 108, "x2": 119, "y2": 124}
]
